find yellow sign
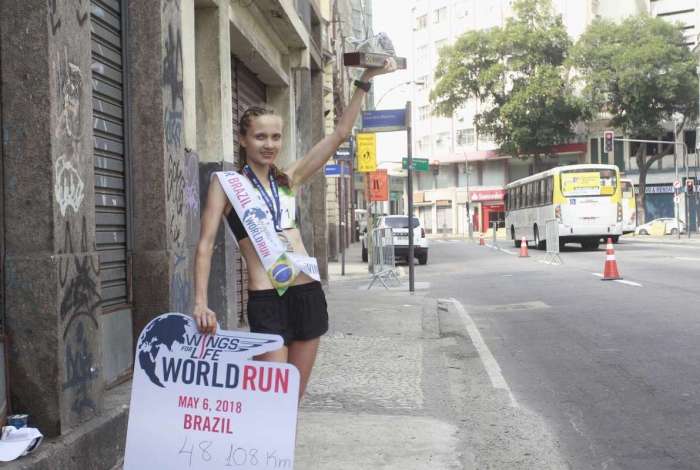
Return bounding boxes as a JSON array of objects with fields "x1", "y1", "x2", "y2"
[
  {"x1": 356, "y1": 133, "x2": 377, "y2": 172},
  {"x1": 561, "y1": 172, "x2": 614, "y2": 196}
]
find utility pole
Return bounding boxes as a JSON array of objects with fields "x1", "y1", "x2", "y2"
[{"x1": 406, "y1": 101, "x2": 415, "y2": 293}]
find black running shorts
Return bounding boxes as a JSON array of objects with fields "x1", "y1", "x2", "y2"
[{"x1": 247, "y1": 281, "x2": 328, "y2": 346}]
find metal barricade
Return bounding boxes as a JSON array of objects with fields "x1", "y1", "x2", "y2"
[
  {"x1": 543, "y1": 219, "x2": 563, "y2": 265},
  {"x1": 368, "y1": 227, "x2": 400, "y2": 289}
]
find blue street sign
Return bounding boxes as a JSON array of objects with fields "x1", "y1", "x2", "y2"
[
  {"x1": 324, "y1": 164, "x2": 351, "y2": 177},
  {"x1": 361, "y1": 109, "x2": 407, "y2": 132}
]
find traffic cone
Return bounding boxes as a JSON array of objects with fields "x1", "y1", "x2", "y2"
[
  {"x1": 601, "y1": 237, "x2": 622, "y2": 280},
  {"x1": 479, "y1": 232, "x2": 485, "y2": 246},
  {"x1": 519, "y1": 237, "x2": 529, "y2": 257}
]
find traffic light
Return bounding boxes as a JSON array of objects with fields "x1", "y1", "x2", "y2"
[
  {"x1": 604, "y1": 130, "x2": 614, "y2": 153},
  {"x1": 687, "y1": 178, "x2": 695, "y2": 193}
]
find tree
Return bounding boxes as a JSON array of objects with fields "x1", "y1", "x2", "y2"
[
  {"x1": 571, "y1": 14, "x2": 698, "y2": 222},
  {"x1": 431, "y1": 0, "x2": 587, "y2": 166}
]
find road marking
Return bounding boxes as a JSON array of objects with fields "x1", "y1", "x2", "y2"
[
  {"x1": 591, "y1": 273, "x2": 642, "y2": 287},
  {"x1": 447, "y1": 297, "x2": 519, "y2": 408},
  {"x1": 674, "y1": 256, "x2": 700, "y2": 261}
]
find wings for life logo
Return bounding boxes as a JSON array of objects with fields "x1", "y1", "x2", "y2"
[{"x1": 136, "y1": 313, "x2": 284, "y2": 389}]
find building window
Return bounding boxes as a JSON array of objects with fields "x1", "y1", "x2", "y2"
[
  {"x1": 434, "y1": 6, "x2": 447, "y2": 24},
  {"x1": 416, "y1": 14, "x2": 427, "y2": 30},
  {"x1": 454, "y1": 1, "x2": 468, "y2": 18},
  {"x1": 417, "y1": 45, "x2": 429, "y2": 64},
  {"x1": 435, "y1": 39, "x2": 448, "y2": 53},
  {"x1": 479, "y1": 132, "x2": 495, "y2": 143},
  {"x1": 456, "y1": 128, "x2": 475, "y2": 147},
  {"x1": 435, "y1": 132, "x2": 451, "y2": 149},
  {"x1": 416, "y1": 76, "x2": 429, "y2": 91},
  {"x1": 419, "y1": 105, "x2": 431, "y2": 121},
  {"x1": 417, "y1": 136, "x2": 430, "y2": 153}
]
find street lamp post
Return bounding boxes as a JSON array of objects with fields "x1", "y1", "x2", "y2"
[{"x1": 375, "y1": 81, "x2": 425, "y2": 108}]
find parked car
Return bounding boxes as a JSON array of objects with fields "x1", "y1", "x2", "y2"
[
  {"x1": 635, "y1": 218, "x2": 686, "y2": 236},
  {"x1": 361, "y1": 215, "x2": 429, "y2": 265}
]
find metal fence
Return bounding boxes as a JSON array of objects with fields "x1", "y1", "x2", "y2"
[
  {"x1": 368, "y1": 227, "x2": 400, "y2": 289},
  {"x1": 543, "y1": 219, "x2": 563, "y2": 265}
]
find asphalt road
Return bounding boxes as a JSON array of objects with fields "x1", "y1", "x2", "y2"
[{"x1": 421, "y1": 236, "x2": 700, "y2": 470}]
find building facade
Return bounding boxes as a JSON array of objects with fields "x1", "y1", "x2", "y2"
[{"x1": 0, "y1": 0, "x2": 331, "y2": 467}]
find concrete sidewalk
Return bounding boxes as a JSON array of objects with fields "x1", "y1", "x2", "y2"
[
  {"x1": 296, "y1": 242, "x2": 566, "y2": 469},
  {"x1": 298, "y1": 243, "x2": 462, "y2": 469}
]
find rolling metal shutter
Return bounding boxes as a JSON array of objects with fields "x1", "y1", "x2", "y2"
[
  {"x1": 232, "y1": 57, "x2": 266, "y2": 324},
  {"x1": 91, "y1": 0, "x2": 130, "y2": 311}
]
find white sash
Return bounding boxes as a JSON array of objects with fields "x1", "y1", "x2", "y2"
[{"x1": 215, "y1": 171, "x2": 320, "y2": 295}]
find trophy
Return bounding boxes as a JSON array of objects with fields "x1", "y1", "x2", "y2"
[{"x1": 343, "y1": 32, "x2": 407, "y2": 69}]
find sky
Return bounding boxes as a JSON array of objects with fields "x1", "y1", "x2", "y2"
[{"x1": 371, "y1": 1, "x2": 413, "y2": 169}]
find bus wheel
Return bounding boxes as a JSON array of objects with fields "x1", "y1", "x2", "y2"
[
  {"x1": 611, "y1": 236, "x2": 619, "y2": 243},
  {"x1": 534, "y1": 226, "x2": 546, "y2": 250},
  {"x1": 581, "y1": 240, "x2": 599, "y2": 250}
]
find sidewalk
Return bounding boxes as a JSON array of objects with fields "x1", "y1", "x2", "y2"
[
  {"x1": 298, "y1": 243, "x2": 462, "y2": 469},
  {"x1": 296, "y1": 243, "x2": 566, "y2": 469}
]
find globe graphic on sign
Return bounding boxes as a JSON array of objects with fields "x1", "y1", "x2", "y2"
[{"x1": 137, "y1": 314, "x2": 190, "y2": 388}]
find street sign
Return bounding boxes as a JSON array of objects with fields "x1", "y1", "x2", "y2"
[
  {"x1": 356, "y1": 133, "x2": 377, "y2": 172},
  {"x1": 367, "y1": 170, "x2": 389, "y2": 201},
  {"x1": 674, "y1": 195, "x2": 681, "y2": 204},
  {"x1": 334, "y1": 147, "x2": 353, "y2": 162},
  {"x1": 361, "y1": 109, "x2": 407, "y2": 132},
  {"x1": 674, "y1": 180, "x2": 681, "y2": 189},
  {"x1": 324, "y1": 164, "x2": 351, "y2": 177},
  {"x1": 402, "y1": 157, "x2": 429, "y2": 172}
]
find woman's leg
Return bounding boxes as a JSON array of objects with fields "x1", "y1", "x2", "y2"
[{"x1": 288, "y1": 338, "x2": 321, "y2": 399}]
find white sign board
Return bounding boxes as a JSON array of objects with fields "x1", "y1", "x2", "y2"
[
  {"x1": 674, "y1": 195, "x2": 681, "y2": 204},
  {"x1": 124, "y1": 313, "x2": 299, "y2": 469}
]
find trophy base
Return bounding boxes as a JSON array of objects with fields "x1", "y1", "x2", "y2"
[{"x1": 343, "y1": 52, "x2": 407, "y2": 69}]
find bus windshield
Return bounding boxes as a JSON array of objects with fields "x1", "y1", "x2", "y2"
[{"x1": 560, "y1": 169, "x2": 617, "y2": 197}]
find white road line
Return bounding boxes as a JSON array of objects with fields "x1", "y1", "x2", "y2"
[
  {"x1": 448, "y1": 297, "x2": 519, "y2": 408},
  {"x1": 591, "y1": 273, "x2": 642, "y2": 287},
  {"x1": 674, "y1": 256, "x2": 700, "y2": 261}
]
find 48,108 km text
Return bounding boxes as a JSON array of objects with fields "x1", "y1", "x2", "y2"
[{"x1": 178, "y1": 436, "x2": 292, "y2": 468}]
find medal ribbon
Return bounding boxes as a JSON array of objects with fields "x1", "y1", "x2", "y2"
[{"x1": 243, "y1": 165, "x2": 282, "y2": 232}]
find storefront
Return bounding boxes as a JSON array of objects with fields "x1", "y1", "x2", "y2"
[{"x1": 469, "y1": 189, "x2": 506, "y2": 232}]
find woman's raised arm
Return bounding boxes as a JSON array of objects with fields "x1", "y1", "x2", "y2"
[{"x1": 285, "y1": 58, "x2": 397, "y2": 189}]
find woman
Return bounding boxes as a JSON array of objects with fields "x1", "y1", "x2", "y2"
[{"x1": 193, "y1": 59, "x2": 396, "y2": 398}]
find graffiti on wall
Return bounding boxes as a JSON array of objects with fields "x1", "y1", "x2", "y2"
[
  {"x1": 166, "y1": 153, "x2": 185, "y2": 246},
  {"x1": 53, "y1": 48, "x2": 85, "y2": 216},
  {"x1": 58, "y1": 218, "x2": 101, "y2": 418},
  {"x1": 48, "y1": 0, "x2": 90, "y2": 35},
  {"x1": 170, "y1": 251, "x2": 192, "y2": 314}
]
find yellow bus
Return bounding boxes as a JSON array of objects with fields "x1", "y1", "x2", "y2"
[
  {"x1": 620, "y1": 178, "x2": 637, "y2": 235},
  {"x1": 505, "y1": 164, "x2": 623, "y2": 250}
]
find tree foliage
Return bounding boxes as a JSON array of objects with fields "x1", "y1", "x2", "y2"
[
  {"x1": 431, "y1": 0, "x2": 587, "y2": 158},
  {"x1": 572, "y1": 14, "x2": 698, "y2": 221},
  {"x1": 571, "y1": 14, "x2": 698, "y2": 138}
]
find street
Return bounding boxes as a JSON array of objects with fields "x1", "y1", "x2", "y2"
[{"x1": 423, "y1": 236, "x2": 700, "y2": 469}]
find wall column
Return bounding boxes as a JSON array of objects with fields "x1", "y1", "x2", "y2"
[{"x1": 1, "y1": 0, "x2": 102, "y2": 435}]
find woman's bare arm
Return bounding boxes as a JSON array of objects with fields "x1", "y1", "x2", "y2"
[
  {"x1": 285, "y1": 60, "x2": 397, "y2": 189},
  {"x1": 193, "y1": 178, "x2": 228, "y2": 333}
]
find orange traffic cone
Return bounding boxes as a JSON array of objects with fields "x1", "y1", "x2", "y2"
[
  {"x1": 519, "y1": 236, "x2": 529, "y2": 257},
  {"x1": 479, "y1": 232, "x2": 485, "y2": 246},
  {"x1": 601, "y1": 237, "x2": 622, "y2": 280}
]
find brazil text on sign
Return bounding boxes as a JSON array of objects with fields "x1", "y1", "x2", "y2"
[
  {"x1": 361, "y1": 109, "x2": 407, "y2": 132},
  {"x1": 324, "y1": 164, "x2": 351, "y2": 177},
  {"x1": 124, "y1": 313, "x2": 300, "y2": 470},
  {"x1": 356, "y1": 133, "x2": 377, "y2": 173},
  {"x1": 402, "y1": 157, "x2": 429, "y2": 172}
]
